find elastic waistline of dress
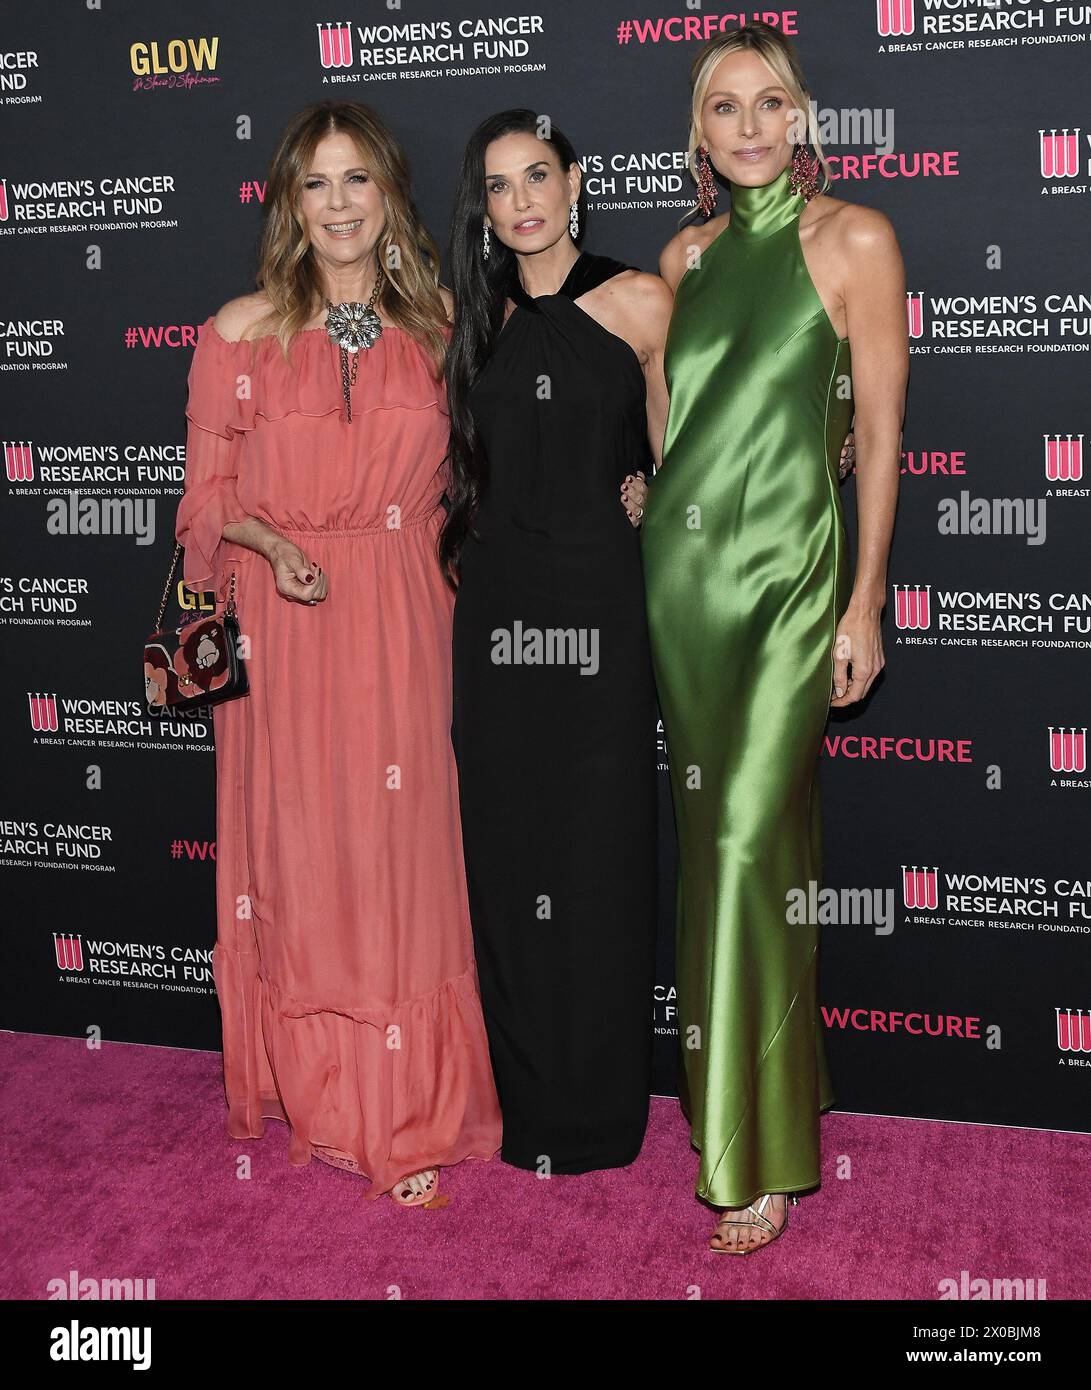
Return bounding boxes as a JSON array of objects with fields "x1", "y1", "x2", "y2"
[{"x1": 274, "y1": 512, "x2": 439, "y2": 539}]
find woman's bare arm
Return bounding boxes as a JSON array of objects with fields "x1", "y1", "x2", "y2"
[{"x1": 831, "y1": 206, "x2": 908, "y2": 705}]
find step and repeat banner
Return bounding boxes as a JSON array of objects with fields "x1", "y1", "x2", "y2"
[{"x1": 2, "y1": 1, "x2": 1087, "y2": 1133}]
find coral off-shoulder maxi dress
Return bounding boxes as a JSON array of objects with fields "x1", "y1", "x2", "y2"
[{"x1": 175, "y1": 316, "x2": 502, "y2": 1197}]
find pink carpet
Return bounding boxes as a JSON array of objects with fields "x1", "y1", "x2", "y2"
[{"x1": 3, "y1": 1031, "x2": 1087, "y2": 1301}]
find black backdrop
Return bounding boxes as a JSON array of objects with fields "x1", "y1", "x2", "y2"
[{"x1": 2, "y1": 1, "x2": 1088, "y2": 1134}]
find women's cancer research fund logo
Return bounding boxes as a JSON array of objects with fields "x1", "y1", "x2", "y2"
[
  {"x1": 877, "y1": 0, "x2": 915, "y2": 37},
  {"x1": 1048, "y1": 726, "x2": 1086, "y2": 774},
  {"x1": 317, "y1": 22, "x2": 354, "y2": 68},
  {"x1": 1040, "y1": 128, "x2": 1083, "y2": 180},
  {"x1": 1056, "y1": 1007, "x2": 1090, "y2": 1053}
]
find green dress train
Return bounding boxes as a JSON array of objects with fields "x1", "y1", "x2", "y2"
[{"x1": 641, "y1": 166, "x2": 853, "y2": 1209}]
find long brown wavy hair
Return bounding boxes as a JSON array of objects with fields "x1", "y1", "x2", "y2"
[{"x1": 248, "y1": 101, "x2": 448, "y2": 376}]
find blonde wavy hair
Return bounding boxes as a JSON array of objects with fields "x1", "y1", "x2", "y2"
[
  {"x1": 684, "y1": 22, "x2": 832, "y2": 217},
  {"x1": 248, "y1": 101, "x2": 448, "y2": 376}
]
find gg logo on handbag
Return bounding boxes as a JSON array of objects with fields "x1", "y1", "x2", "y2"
[{"x1": 143, "y1": 543, "x2": 250, "y2": 714}]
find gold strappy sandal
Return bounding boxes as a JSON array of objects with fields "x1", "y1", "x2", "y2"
[{"x1": 709, "y1": 1192, "x2": 798, "y2": 1255}]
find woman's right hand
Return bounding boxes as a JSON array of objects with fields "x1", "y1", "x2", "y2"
[{"x1": 265, "y1": 535, "x2": 329, "y2": 605}]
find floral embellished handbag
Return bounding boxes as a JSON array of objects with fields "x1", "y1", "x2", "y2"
[{"x1": 143, "y1": 543, "x2": 249, "y2": 713}]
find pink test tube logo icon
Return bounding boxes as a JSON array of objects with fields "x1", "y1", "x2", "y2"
[
  {"x1": 901, "y1": 866, "x2": 938, "y2": 911},
  {"x1": 1044, "y1": 434, "x2": 1083, "y2": 482},
  {"x1": 1048, "y1": 727, "x2": 1087, "y2": 774},
  {"x1": 317, "y1": 22, "x2": 353, "y2": 69},
  {"x1": 28, "y1": 692, "x2": 59, "y2": 732},
  {"x1": 54, "y1": 934, "x2": 84, "y2": 971},
  {"x1": 1039, "y1": 129, "x2": 1081, "y2": 179},
  {"x1": 893, "y1": 584, "x2": 931, "y2": 631},
  {"x1": 5, "y1": 441, "x2": 34, "y2": 481},
  {"x1": 1056, "y1": 1008, "x2": 1091, "y2": 1053},
  {"x1": 877, "y1": 0, "x2": 915, "y2": 37}
]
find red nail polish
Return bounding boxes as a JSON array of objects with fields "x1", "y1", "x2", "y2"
[{"x1": 303, "y1": 573, "x2": 314, "y2": 583}]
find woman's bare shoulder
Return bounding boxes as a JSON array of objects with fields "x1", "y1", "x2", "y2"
[
  {"x1": 808, "y1": 194, "x2": 897, "y2": 253},
  {"x1": 212, "y1": 292, "x2": 273, "y2": 342},
  {"x1": 605, "y1": 268, "x2": 674, "y2": 326},
  {"x1": 658, "y1": 215, "x2": 730, "y2": 290}
]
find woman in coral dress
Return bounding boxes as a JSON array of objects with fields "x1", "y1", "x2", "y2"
[{"x1": 176, "y1": 101, "x2": 501, "y2": 1204}]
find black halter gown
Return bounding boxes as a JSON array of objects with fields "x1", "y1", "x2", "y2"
[{"x1": 451, "y1": 250, "x2": 658, "y2": 1173}]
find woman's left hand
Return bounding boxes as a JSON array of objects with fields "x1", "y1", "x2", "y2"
[
  {"x1": 831, "y1": 605, "x2": 885, "y2": 706},
  {"x1": 621, "y1": 470, "x2": 648, "y2": 527}
]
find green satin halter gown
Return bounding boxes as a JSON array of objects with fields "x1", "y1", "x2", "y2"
[{"x1": 641, "y1": 165, "x2": 852, "y2": 1209}]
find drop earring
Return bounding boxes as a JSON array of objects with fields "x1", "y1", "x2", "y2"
[
  {"x1": 482, "y1": 220, "x2": 490, "y2": 261},
  {"x1": 569, "y1": 200, "x2": 579, "y2": 239},
  {"x1": 788, "y1": 141, "x2": 822, "y2": 202},
  {"x1": 695, "y1": 144, "x2": 717, "y2": 218}
]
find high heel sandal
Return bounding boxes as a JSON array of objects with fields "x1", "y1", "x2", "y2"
[{"x1": 709, "y1": 1192, "x2": 798, "y2": 1255}]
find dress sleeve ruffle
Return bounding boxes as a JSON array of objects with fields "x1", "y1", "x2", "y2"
[
  {"x1": 175, "y1": 421, "x2": 253, "y2": 591},
  {"x1": 176, "y1": 324, "x2": 254, "y2": 590},
  {"x1": 184, "y1": 315, "x2": 447, "y2": 437}
]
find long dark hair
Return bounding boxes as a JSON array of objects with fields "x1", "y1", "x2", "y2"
[{"x1": 438, "y1": 109, "x2": 586, "y2": 586}]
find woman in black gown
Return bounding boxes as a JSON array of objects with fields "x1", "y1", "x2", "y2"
[{"x1": 442, "y1": 110, "x2": 673, "y2": 1173}]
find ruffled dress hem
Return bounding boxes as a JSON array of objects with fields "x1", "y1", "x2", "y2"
[{"x1": 213, "y1": 940, "x2": 502, "y2": 1199}]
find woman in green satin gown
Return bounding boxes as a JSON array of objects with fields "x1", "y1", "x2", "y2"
[{"x1": 641, "y1": 26, "x2": 906, "y2": 1253}]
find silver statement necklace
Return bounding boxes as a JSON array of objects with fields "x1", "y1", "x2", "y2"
[{"x1": 324, "y1": 268, "x2": 385, "y2": 422}]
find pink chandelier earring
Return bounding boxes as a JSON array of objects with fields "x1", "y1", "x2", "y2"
[
  {"x1": 695, "y1": 144, "x2": 717, "y2": 218},
  {"x1": 788, "y1": 141, "x2": 822, "y2": 202}
]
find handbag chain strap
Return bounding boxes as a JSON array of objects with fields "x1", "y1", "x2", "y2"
[{"x1": 155, "y1": 542, "x2": 236, "y2": 632}]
